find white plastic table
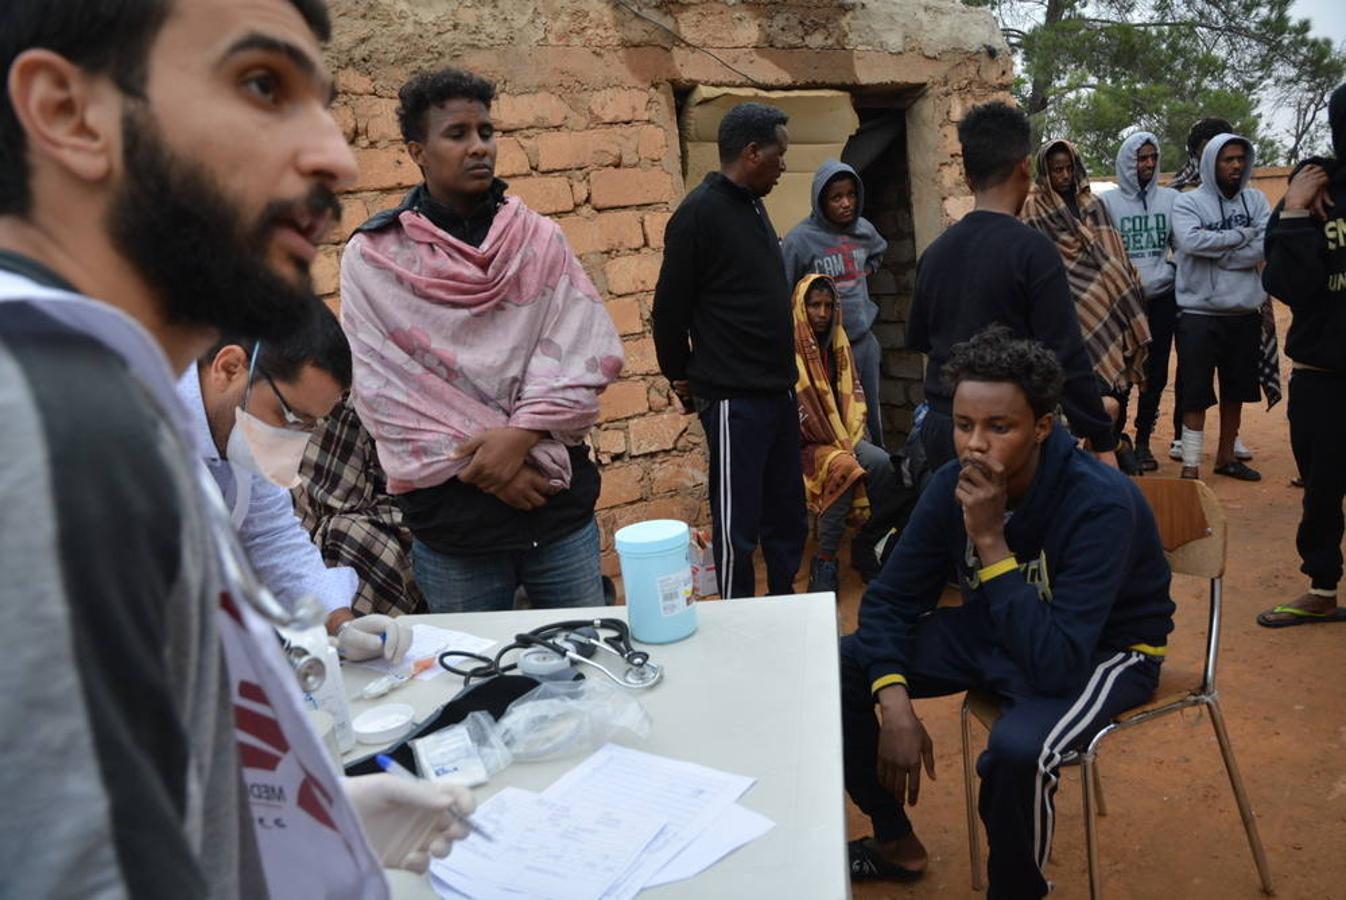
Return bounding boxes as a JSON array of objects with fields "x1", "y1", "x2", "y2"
[{"x1": 340, "y1": 594, "x2": 850, "y2": 900}]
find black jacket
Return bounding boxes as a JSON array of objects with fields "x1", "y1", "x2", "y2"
[
  {"x1": 652, "y1": 172, "x2": 796, "y2": 401},
  {"x1": 907, "y1": 210, "x2": 1116, "y2": 452},
  {"x1": 1263, "y1": 160, "x2": 1346, "y2": 374},
  {"x1": 851, "y1": 426, "x2": 1174, "y2": 697}
]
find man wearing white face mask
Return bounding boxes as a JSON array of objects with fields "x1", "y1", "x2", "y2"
[{"x1": 177, "y1": 301, "x2": 412, "y2": 662}]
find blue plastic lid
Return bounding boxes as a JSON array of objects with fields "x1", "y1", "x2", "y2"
[{"x1": 615, "y1": 519, "x2": 689, "y2": 556}]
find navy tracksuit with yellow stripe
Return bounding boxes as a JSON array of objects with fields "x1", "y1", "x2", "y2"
[{"x1": 842, "y1": 426, "x2": 1174, "y2": 898}]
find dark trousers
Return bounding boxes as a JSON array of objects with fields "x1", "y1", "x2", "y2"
[
  {"x1": 919, "y1": 407, "x2": 957, "y2": 473},
  {"x1": 1289, "y1": 369, "x2": 1346, "y2": 591},
  {"x1": 698, "y1": 392, "x2": 807, "y2": 598},
  {"x1": 1135, "y1": 290, "x2": 1178, "y2": 445},
  {"x1": 841, "y1": 614, "x2": 1159, "y2": 900}
]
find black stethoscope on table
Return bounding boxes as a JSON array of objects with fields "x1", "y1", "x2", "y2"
[{"x1": 438, "y1": 618, "x2": 664, "y2": 689}]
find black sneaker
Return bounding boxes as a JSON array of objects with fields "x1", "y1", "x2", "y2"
[
  {"x1": 1115, "y1": 435, "x2": 1142, "y2": 476},
  {"x1": 1134, "y1": 444, "x2": 1159, "y2": 472},
  {"x1": 850, "y1": 537, "x2": 881, "y2": 582}
]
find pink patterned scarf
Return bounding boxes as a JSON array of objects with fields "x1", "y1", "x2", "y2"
[{"x1": 341, "y1": 195, "x2": 623, "y2": 494}]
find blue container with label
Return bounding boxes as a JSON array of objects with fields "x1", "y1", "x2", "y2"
[{"x1": 615, "y1": 519, "x2": 697, "y2": 644}]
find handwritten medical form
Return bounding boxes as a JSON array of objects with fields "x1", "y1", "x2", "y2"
[
  {"x1": 428, "y1": 745, "x2": 769, "y2": 900},
  {"x1": 542, "y1": 745, "x2": 756, "y2": 899},
  {"x1": 431, "y1": 787, "x2": 664, "y2": 900}
]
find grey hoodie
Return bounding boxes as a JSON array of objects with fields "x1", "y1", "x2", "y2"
[
  {"x1": 781, "y1": 160, "x2": 889, "y2": 342},
  {"x1": 1171, "y1": 133, "x2": 1271, "y2": 314},
  {"x1": 1100, "y1": 131, "x2": 1178, "y2": 298}
]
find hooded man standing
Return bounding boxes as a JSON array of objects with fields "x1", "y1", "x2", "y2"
[
  {"x1": 782, "y1": 160, "x2": 890, "y2": 445},
  {"x1": 1256, "y1": 83, "x2": 1346, "y2": 629},
  {"x1": 1171, "y1": 134, "x2": 1271, "y2": 481},
  {"x1": 1101, "y1": 132, "x2": 1180, "y2": 472},
  {"x1": 1020, "y1": 140, "x2": 1152, "y2": 473}
]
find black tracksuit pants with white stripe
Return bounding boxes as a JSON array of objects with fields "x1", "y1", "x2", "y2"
[
  {"x1": 698, "y1": 392, "x2": 807, "y2": 598},
  {"x1": 841, "y1": 612, "x2": 1160, "y2": 899}
]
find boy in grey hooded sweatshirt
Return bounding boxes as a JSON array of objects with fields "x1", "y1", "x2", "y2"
[
  {"x1": 783, "y1": 160, "x2": 890, "y2": 444},
  {"x1": 1171, "y1": 133, "x2": 1271, "y2": 480},
  {"x1": 1101, "y1": 131, "x2": 1179, "y2": 470}
]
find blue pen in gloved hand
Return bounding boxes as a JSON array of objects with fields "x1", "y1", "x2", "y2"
[{"x1": 374, "y1": 753, "x2": 494, "y2": 842}]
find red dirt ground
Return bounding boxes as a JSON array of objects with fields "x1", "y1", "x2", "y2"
[{"x1": 823, "y1": 307, "x2": 1346, "y2": 899}]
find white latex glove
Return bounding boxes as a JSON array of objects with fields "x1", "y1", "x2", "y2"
[
  {"x1": 342, "y1": 773, "x2": 476, "y2": 873},
  {"x1": 338, "y1": 614, "x2": 413, "y2": 663}
]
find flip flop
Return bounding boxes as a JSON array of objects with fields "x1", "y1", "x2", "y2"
[
  {"x1": 1256, "y1": 605, "x2": 1346, "y2": 628},
  {"x1": 1214, "y1": 461, "x2": 1261, "y2": 482},
  {"x1": 848, "y1": 837, "x2": 925, "y2": 882}
]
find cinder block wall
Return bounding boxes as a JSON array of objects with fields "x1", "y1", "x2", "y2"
[{"x1": 317, "y1": 0, "x2": 1013, "y2": 575}]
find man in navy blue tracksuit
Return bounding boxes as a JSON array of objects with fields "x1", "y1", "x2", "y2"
[
  {"x1": 841, "y1": 327, "x2": 1175, "y2": 897},
  {"x1": 653, "y1": 103, "x2": 807, "y2": 598}
]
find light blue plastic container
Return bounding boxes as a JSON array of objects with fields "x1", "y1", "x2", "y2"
[{"x1": 615, "y1": 519, "x2": 697, "y2": 644}]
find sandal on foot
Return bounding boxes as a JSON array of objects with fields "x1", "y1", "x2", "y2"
[
  {"x1": 848, "y1": 837, "x2": 924, "y2": 882},
  {"x1": 1257, "y1": 605, "x2": 1346, "y2": 628},
  {"x1": 1214, "y1": 461, "x2": 1261, "y2": 481}
]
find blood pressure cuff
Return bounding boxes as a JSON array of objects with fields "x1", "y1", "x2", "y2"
[{"x1": 344, "y1": 674, "x2": 540, "y2": 776}]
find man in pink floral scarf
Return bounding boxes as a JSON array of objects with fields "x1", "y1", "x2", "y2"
[{"x1": 341, "y1": 68, "x2": 623, "y2": 612}]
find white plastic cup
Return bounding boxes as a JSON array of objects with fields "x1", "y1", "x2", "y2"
[{"x1": 615, "y1": 519, "x2": 697, "y2": 643}]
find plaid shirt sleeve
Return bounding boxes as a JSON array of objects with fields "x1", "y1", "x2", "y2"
[{"x1": 292, "y1": 396, "x2": 425, "y2": 616}]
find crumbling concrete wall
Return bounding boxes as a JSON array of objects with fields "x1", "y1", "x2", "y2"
[{"x1": 317, "y1": 0, "x2": 1012, "y2": 576}]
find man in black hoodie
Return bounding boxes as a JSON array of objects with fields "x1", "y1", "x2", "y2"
[
  {"x1": 842, "y1": 327, "x2": 1173, "y2": 895},
  {"x1": 653, "y1": 103, "x2": 806, "y2": 598},
  {"x1": 1256, "y1": 83, "x2": 1346, "y2": 629}
]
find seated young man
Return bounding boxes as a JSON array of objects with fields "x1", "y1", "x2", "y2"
[
  {"x1": 840, "y1": 326, "x2": 1174, "y2": 896},
  {"x1": 794, "y1": 274, "x2": 900, "y2": 589}
]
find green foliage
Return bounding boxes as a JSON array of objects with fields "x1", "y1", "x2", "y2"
[{"x1": 966, "y1": 0, "x2": 1346, "y2": 175}]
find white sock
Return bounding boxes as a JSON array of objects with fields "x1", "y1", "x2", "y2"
[
  {"x1": 1181, "y1": 429, "x2": 1203, "y2": 469},
  {"x1": 1309, "y1": 587, "x2": 1338, "y2": 599}
]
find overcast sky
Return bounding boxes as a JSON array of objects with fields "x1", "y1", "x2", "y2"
[
  {"x1": 1292, "y1": 0, "x2": 1346, "y2": 45},
  {"x1": 1267, "y1": 0, "x2": 1346, "y2": 151}
]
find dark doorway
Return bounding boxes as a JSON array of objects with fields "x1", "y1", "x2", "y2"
[{"x1": 844, "y1": 105, "x2": 920, "y2": 450}]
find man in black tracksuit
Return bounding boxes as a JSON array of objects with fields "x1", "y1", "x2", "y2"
[
  {"x1": 841, "y1": 328, "x2": 1174, "y2": 896},
  {"x1": 653, "y1": 102, "x2": 807, "y2": 598},
  {"x1": 1256, "y1": 83, "x2": 1346, "y2": 629}
]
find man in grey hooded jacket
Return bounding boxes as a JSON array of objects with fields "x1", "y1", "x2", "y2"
[
  {"x1": 1101, "y1": 132, "x2": 1180, "y2": 471},
  {"x1": 783, "y1": 160, "x2": 890, "y2": 445},
  {"x1": 1171, "y1": 133, "x2": 1271, "y2": 481}
]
